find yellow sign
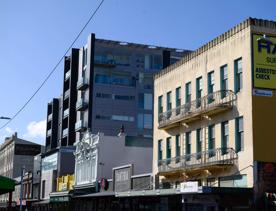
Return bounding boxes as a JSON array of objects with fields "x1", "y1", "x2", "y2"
[{"x1": 253, "y1": 34, "x2": 276, "y2": 89}]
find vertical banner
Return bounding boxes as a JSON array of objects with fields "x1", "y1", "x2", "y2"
[{"x1": 252, "y1": 34, "x2": 276, "y2": 89}]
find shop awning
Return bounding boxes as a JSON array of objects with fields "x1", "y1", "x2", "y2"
[{"x1": 0, "y1": 176, "x2": 15, "y2": 195}]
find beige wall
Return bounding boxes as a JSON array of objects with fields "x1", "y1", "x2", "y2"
[{"x1": 153, "y1": 26, "x2": 254, "y2": 187}]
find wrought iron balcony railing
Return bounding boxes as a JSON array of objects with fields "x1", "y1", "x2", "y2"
[
  {"x1": 158, "y1": 148, "x2": 237, "y2": 174},
  {"x1": 158, "y1": 90, "x2": 236, "y2": 129}
]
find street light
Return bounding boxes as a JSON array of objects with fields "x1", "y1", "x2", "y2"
[{"x1": 0, "y1": 116, "x2": 11, "y2": 120}]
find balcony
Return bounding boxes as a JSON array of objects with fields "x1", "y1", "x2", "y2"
[
  {"x1": 158, "y1": 148, "x2": 238, "y2": 177},
  {"x1": 48, "y1": 113, "x2": 52, "y2": 122},
  {"x1": 62, "y1": 128, "x2": 68, "y2": 138},
  {"x1": 158, "y1": 90, "x2": 236, "y2": 130},
  {"x1": 75, "y1": 120, "x2": 88, "y2": 132},
  {"x1": 46, "y1": 129, "x2": 52, "y2": 137},
  {"x1": 76, "y1": 99, "x2": 88, "y2": 111},
  {"x1": 65, "y1": 71, "x2": 71, "y2": 81},
  {"x1": 77, "y1": 77, "x2": 89, "y2": 90},
  {"x1": 63, "y1": 108, "x2": 69, "y2": 118},
  {"x1": 64, "y1": 89, "x2": 70, "y2": 100}
]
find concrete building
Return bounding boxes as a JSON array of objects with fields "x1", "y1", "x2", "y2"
[
  {"x1": 0, "y1": 132, "x2": 42, "y2": 203},
  {"x1": 73, "y1": 131, "x2": 152, "y2": 194},
  {"x1": 44, "y1": 35, "x2": 189, "y2": 152},
  {"x1": 153, "y1": 18, "x2": 276, "y2": 209},
  {"x1": 40, "y1": 146, "x2": 75, "y2": 200}
]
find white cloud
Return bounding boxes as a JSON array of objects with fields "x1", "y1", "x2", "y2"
[
  {"x1": 23, "y1": 120, "x2": 46, "y2": 145},
  {"x1": 0, "y1": 127, "x2": 15, "y2": 144},
  {"x1": 5, "y1": 127, "x2": 14, "y2": 134}
]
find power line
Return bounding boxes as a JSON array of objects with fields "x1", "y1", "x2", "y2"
[{"x1": 0, "y1": 0, "x2": 105, "y2": 131}]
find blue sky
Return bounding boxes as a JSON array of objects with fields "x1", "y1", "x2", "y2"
[{"x1": 0, "y1": 0, "x2": 275, "y2": 145}]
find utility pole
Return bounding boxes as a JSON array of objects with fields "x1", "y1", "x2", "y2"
[{"x1": 20, "y1": 166, "x2": 25, "y2": 211}]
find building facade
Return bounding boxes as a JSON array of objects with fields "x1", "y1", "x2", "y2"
[
  {"x1": 40, "y1": 146, "x2": 75, "y2": 200},
  {"x1": 73, "y1": 131, "x2": 152, "y2": 194},
  {"x1": 153, "y1": 18, "x2": 276, "y2": 209}
]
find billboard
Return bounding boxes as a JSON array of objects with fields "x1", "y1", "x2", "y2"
[{"x1": 252, "y1": 33, "x2": 276, "y2": 89}]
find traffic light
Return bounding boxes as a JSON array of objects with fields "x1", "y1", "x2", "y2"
[{"x1": 265, "y1": 192, "x2": 276, "y2": 210}]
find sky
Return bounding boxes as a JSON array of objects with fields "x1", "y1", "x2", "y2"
[{"x1": 0, "y1": 0, "x2": 275, "y2": 145}]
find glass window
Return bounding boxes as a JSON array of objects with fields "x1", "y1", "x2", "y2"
[
  {"x1": 83, "y1": 47, "x2": 87, "y2": 69},
  {"x1": 137, "y1": 114, "x2": 144, "y2": 129},
  {"x1": 95, "y1": 74, "x2": 111, "y2": 84},
  {"x1": 208, "y1": 125, "x2": 215, "y2": 157},
  {"x1": 144, "y1": 55, "x2": 162, "y2": 70},
  {"x1": 185, "y1": 82, "x2": 192, "y2": 103},
  {"x1": 112, "y1": 115, "x2": 135, "y2": 122},
  {"x1": 144, "y1": 114, "x2": 152, "y2": 129},
  {"x1": 221, "y1": 121, "x2": 229, "y2": 155},
  {"x1": 196, "y1": 77, "x2": 202, "y2": 107},
  {"x1": 167, "y1": 91, "x2": 172, "y2": 111},
  {"x1": 137, "y1": 114, "x2": 152, "y2": 129},
  {"x1": 158, "y1": 140, "x2": 162, "y2": 161},
  {"x1": 138, "y1": 93, "x2": 144, "y2": 109},
  {"x1": 185, "y1": 132, "x2": 191, "y2": 161},
  {"x1": 236, "y1": 116, "x2": 244, "y2": 152},
  {"x1": 219, "y1": 174, "x2": 247, "y2": 188},
  {"x1": 139, "y1": 93, "x2": 152, "y2": 110},
  {"x1": 167, "y1": 91, "x2": 172, "y2": 118},
  {"x1": 158, "y1": 95, "x2": 163, "y2": 122},
  {"x1": 196, "y1": 128, "x2": 202, "y2": 159},
  {"x1": 234, "y1": 58, "x2": 243, "y2": 93},
  {"x1": 166, "y1": 137, "x2": 171, "y2": 161},
  {"x1": 144, "y1": 93, "x2": 153, "y2": 110},
  {"x1": 220, "y1": 65, "x2": 228, "y2": 98},
  {"x1": 176, "y1": 87, "x2": 181, "y2": 115},
  {"x1": 175, "y1": 87, "x2": 181, "y2": 107},
  {"x1": 208, "y1": 71, "x2": 215, "y2": 103},
  {"x1": 175, "y1": 135, "x2": 180, "y2": 158}
]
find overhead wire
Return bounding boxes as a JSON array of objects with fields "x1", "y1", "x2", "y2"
[{"x1": 0, "y1": 0, "x2": 105, "y2": 130}]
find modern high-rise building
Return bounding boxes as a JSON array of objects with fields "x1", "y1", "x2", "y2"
[
  {"x1": 44, "y1": 34, "x2": 190, "y2": 152},
  {"x1": 153, "y1": 18, "x2": 276, "y2": 209}
]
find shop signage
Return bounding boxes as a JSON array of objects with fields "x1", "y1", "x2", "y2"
[
  {"x1": 113, "y1": 165, "x2": 132, "y2": 192},
  {"x1": 253, "y1": 88, "x2": 273, "y2": 97},
  {"x1": 252, "y1": 33, "x2": 276, "y2": 89},
  {"x1": 180, "y1": 181, "x2": 198, "y2": 193}
]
